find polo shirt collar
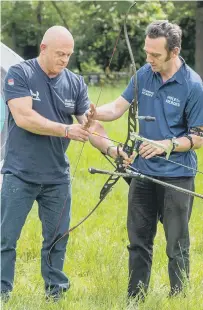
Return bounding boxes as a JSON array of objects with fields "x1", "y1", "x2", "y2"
[
  {"x1": 171, "y1": 56, "x2": 186, "y2": 85},
  {"x1": 154, "y1": 56, "x2": 185, "y2": 85}
]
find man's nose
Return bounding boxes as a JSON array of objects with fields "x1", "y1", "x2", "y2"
[
  {"x1": 146, "y1": 53, "x2": 153, "y2": 64},
  {"x1": 62, "y1": 55, "x2": 69, "y2": 64}
]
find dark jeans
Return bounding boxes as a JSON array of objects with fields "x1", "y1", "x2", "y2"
[
  {"x1": 127, "y1": 176, "x2": 194, "y2": 297},
  {"x1": 1, "y1": 173, "x2": 71, "y2": 295}
]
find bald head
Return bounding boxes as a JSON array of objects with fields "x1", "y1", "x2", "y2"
[
  {"x1": 39, "y1": 26, "x2": 74, "y2": 77},
  {"x1": 41, "y1": 26, "x2": 74, "y2": 47}
]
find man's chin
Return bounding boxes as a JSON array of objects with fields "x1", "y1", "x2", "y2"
[
  {"x1": 151, "y1": 65, "x2": 159, "y2": 72},
  {"x1": 53, "y1": 68, "x2": 64, "y2": 75}
]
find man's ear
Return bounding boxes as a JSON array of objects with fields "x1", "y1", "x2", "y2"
[
  {"x1": 172, "y1": 47, "x2": 180, "y2": 58},
  {"x1": 40, "y1": 43, "x2": 47, "y2": 54}
]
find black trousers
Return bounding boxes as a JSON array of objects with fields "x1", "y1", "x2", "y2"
[{"x1": 127, "y1": 176, "x2": 194, "y2": 297}]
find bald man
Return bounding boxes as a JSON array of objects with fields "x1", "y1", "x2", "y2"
[{"x1": 1, "y1": 26, "x2": 116, "y2": 302}]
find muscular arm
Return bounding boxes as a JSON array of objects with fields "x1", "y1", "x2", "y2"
[
  {"x1": 8, "y1": 96, "x2": 89, "y2": 142},
  {"x1": 8, "y1": 96, "x2": 66, "y2": 136}
]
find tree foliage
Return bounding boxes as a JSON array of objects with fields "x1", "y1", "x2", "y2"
[{"x1": 1, "y1": 1, "x2": 200, "y2": 74}]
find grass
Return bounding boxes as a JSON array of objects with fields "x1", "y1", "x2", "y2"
[{"x1": 2, "y1": 84, "x2": 203, "y2": 310}]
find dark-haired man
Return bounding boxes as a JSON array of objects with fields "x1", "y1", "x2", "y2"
[{"x1": 87, "y1": 21, "x2": 203, "y2": 299}]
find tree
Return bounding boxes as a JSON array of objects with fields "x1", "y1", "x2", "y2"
[
  {"x1": 195, "y1": 1, "x2": 203, "y2": 79},
  {"x1": 1, "y1": 1, "x2": 199, "y2": 74}
]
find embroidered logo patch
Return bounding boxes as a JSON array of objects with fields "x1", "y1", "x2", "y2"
[
  {"x1": 8, "y1": 78, "x2": 14, "y2": 86},
  {"x1": 64, "y1": 99, "x2": 75, "y2": 108},
  {"x1": 142, "y1": 88, "x2": 154, "y2": 97},
  {"x1": 166, "y1": 96, "x2": 180, "y2": 107},
  {"x1": 30, "y1": 89, "x2": 41, "y2": 101}
]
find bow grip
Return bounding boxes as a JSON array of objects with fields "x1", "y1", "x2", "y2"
[
  {"x1": 115, "y1": 144, "x2": 133, "y2": 172},
  {"x1": 123, "y1": 144, "x2": 132, "y2": 157}
]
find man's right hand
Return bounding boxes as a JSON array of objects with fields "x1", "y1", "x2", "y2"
[
  {"x1": 85, "y1": 103, "x2": 97, "y2": 122},
  {"x1": 65, "y1": 124, "x2": 90, "y2": 142}
]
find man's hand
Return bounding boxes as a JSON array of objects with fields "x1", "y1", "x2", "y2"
[
  {"x1": 85, "y1": 103, "x2": 97, "y2": 125},
  {"x1": 107, "y1": 145, "x2": 135, "y2": 167},
  {"x1": 138, "y1": 139, "x2": 171, "y2": 159},
  {"x1": 66, "y1": 124, "x2": 90, "y2": 142}
]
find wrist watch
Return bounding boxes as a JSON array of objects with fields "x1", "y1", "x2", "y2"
[
  {"x1": 106, "y1": 145, "x2": 115, "y2": 156},
  {"x1": 171, "y1": 137, "x2": 179, "y2": 152},
  {"x1": 185, "y1": 135, "x2": 194, "y2": 150},
  {"x1": 65, "y1": 126, "x2": 70, "y2": 138}
]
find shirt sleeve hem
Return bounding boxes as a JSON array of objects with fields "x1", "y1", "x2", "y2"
[{"x1": 5, "y1": 94, "x2": 32, "y2": 104}]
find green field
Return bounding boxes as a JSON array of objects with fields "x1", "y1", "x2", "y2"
[{"x1": 2, "y1": 85, "x2": 203, "y2": 310}]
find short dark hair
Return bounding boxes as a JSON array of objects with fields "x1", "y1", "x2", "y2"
[{"x1": 145, "y1": 20, "x2": 182, "y2": 51}]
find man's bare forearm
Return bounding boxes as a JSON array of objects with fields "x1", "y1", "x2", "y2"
[
  {"x1": 153, "y1": 135, "x2": 203, "y2": 153},
  {"x1": 16, "y1": 109, "x2": 66, "y2": 137},
  {"x1": 95, "y1": 103, "x2": 120, "y2": 121},
  {"x1": 88, "y1": 121, "x2": 113, "y2": 154},
  {"x1": 173, "y1": 134, "x2": 203, "y2": 152},
  {"x1": 94, "y1": 97, "x2": 129, "y2": 121}
]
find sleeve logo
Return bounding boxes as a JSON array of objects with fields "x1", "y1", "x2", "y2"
[
  {"x1": 8, "y1": 78, "x2": 14, "y2": 86},
  {"x1": 64, "y1": 99, "x2": 75, "y2": 108},
  {"x1": 30, "y1": 89, "x2": 41, "y2": 101}
]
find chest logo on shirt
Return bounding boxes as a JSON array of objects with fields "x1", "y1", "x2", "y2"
[
  {"x1": 166, "y1": 96, "x2": 180, "y2": 107},
  {"x1": 30, "y1": 89, "x2": 41, "y2": 101},
  {"x1": 64, "y1": 99, "x2": 75, "y2": 108},
  {"x1": 142, "y1": 88, "x2": 154, "y2": 97}
]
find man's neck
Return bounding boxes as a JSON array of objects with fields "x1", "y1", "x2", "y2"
[
  {"x1": 37, "y1": 56, "x2": 58, "y2": 78},
  {"x1": 160, "y1": 57, "x2": 182, "y2": 82}
]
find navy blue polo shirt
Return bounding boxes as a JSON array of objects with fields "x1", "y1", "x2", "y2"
[
  {"x1": 2, "y1": 58, "x2": 90, "y2": 184},
  {"x1": 122, "y1": 59, "x2": 203, "y2": 177}
]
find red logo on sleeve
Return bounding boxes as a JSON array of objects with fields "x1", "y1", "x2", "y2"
[{"x1": 8, "y1": 78, "x2": 14, "y2": 86}]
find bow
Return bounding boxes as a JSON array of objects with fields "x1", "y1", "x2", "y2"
[
  {"x1": 47, "y1": 3, "x2": 136, "y2": 266},
  {"x1": 93, "y1": 1, "x2": 147, "y2": 200},
  {"x1": 68, "y1": 2, "x2": 141, "y2": 221}
]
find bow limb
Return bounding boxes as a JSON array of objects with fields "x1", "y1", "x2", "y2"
[
  {"x1": 121, "y1": 2, "x2": 138, "y2": 160},
  {"x1": 89, "y1": 168, "x2": 203, "y2": 200},
  {"x1": 94, "y1": 2, "x2": 138, "y2": 201}
]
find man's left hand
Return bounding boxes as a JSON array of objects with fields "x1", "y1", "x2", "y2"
[
  {"x1": 107, "y1": 145, "x2": 135, "y2": 167},
  {"x1": 139, "y1": 139, "x2": 171, "y2": 159}
]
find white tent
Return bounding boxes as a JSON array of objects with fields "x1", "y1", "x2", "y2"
[{"x1": 0, "y1": 43, "x2": 24, "y2": 186}]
